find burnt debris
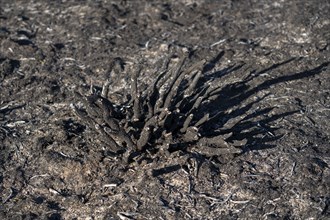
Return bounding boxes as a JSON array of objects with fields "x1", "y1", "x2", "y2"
[{"x1": 71, "y1": 48, "x2": 246, "y2": 161}]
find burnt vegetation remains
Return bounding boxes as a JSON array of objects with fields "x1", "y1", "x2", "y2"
[{"x1": 71, "y1": 47, "x2": 247, "y2": 162}]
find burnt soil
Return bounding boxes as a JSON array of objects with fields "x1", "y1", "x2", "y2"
[{"x1": 0, "y1": 0, "x2": 329, "y2": 219}]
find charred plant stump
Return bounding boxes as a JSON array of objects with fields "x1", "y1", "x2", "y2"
[{"x1": 71, "y1": 49, "x2": 246, "y2": 162}]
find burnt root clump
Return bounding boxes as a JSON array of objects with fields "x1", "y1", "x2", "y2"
[{"x1": 71, "y1": 49, "x2": 246, "y2": 162}]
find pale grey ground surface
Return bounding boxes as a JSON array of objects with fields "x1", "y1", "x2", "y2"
[{"x1": 0, "y1": 0, "x2": 329, "y2": 219}]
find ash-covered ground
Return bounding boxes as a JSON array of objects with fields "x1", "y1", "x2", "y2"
[{"x1": 0, "y1": 0, "x2": 329, "y2": 219}]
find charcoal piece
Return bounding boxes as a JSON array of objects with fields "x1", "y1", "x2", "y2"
[
  {"x1": 160, "y1": 108, "x2": 176, "y2": 126},
  {"x1": 144, "y1": 69, "x2": 169, "y2": 119},
  {"x1": 180, "y1": 114, "x2": 193, "y2": 133},
  {"x1": 156, "y1": 56, "x2": 186, "y2": 111},
  {"x1": 137, "y1": 126, "x2": 152, "y2": 150},
  {"x1": 131, "y1": 67, "x2": 142, "y2": 121},
  {"x1": 177, "y1": 85, "x2": 209, "y2": 113},
  {"x1": 194, "y1": 113, "x2": 209, "y2": 127},
  {"x1": 184, "y1": 70, "x2": 202, "y2": 97},
  {"x1": 207, "y1": 93, "x2": 220, "y2": 101},
  {"x1": 162, "y1": 57, "x2": 187, "y2": 110}
]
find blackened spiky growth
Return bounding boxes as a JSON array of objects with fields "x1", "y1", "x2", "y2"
[{"x1": 71, "y1": 49, "x2": 246, "y2": 161}]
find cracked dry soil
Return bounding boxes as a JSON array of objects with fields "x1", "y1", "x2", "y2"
[{"x1": 0, "y1": 0, "x2": 329, "y2": 219}]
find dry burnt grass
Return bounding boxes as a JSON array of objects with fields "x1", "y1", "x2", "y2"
[{"x1": 1, "y1": 0, "x2": 330, "y2": 219}]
